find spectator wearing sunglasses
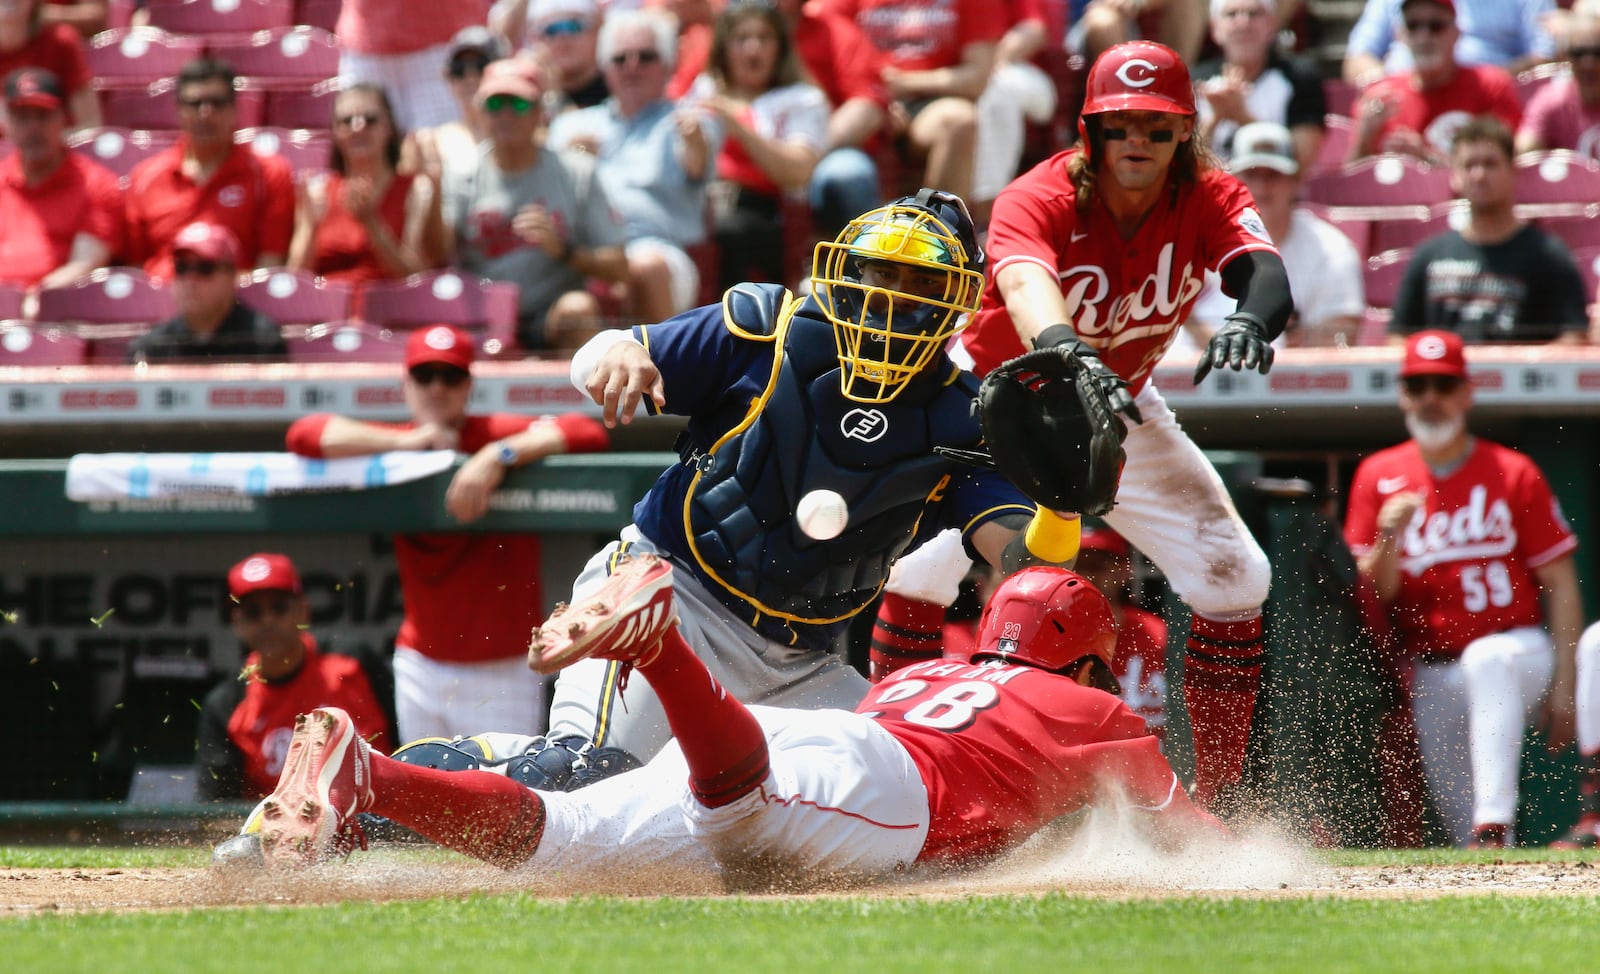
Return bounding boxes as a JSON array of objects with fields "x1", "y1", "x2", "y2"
[
  {"x1": 443, "y1": 56, "x2": 628, "y2": 352},
  {"x1": 1516, "y1": 14, "x2": 1600, "y2": 159},
  {"x1": 411, "y1": 26, "x2": 509, "y2": 187},
  {"x1": 285, "y1": 325, "x2": 611, "y2": 743},
  {"x1": 127, "y1": 221, "x2": 287, "y2": 363},
  {"x1": 1389, "y1": 116, "x2": 1587, "y2": 344},
  {"x1": 1344, "y1": 329, "x2": 1582, "y2": 848},
  {"x1": 195, "y1": 553, "x2": 397, "y2": 801},
  {"x1": 1343, "y1": 0, "x2": 1555, "y2": 88},
  {"x1": 546, "y1": 8, "x2": 723, "y2": 323},
  {"x1": 495, "y1": 0, "x2": 609, "y2": 114},
  {"x1": 1348, "y1": 0, "x2": 1522, "y2": 164},
  {"x1": 124, "y1": 57, "x2": 295, "y2": 280},
  {"x1": 289, "y1": 83, "x2": 446, "y2": 285}
]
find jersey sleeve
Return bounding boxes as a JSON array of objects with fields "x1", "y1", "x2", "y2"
[
  {"x1": 636, "y1": 303, "x2": 768, "y2": 418},
  {"x1": 1342, "y1": 457, "x2": 1383, "y2": 557},
  {"x1": 1510, "y1": 456, "x2": 1579, "y2": 568},
  {"x1": 986, "y1": 171, "x2": 1071, "y2": 279},
  {"x1": 946, "y1": 466, "x2": 1035, "y2": 545},
  {"x1": 1204, "y1": 174, "x2": 1280, "y2": 273}
]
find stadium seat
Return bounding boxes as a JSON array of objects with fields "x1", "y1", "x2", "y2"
[
  {"x1": 1362, "y1": 248, "x2": 1412, "y2": 310},
  {"x1": 1321, "y1": 78, "x2": 1359, "y2": 119},
  {"x1": 143, "y1": 0, "x2": 294, "y2": 37},
  {"x1": 1356, "y1": 306, "x2": 1392, "y2": 346},
  {"x1": 286, "y1": 321, "x2": 409, "y2": 363},
  {"x1": 67, "y1": 127, "x2": 180, "y2": 178},
  {"x1": 234, "y1": 126, "x2": 331, "y2": 171},
  {"x1": 237, "y1": 268, "x2": 351, "y2": 327},
  {"x1": 1302, "y1": 202, "x2": 1370, "y2": 260},
  {"x1": 0, "y1": 325, "x2": 89, "y2": 366},
  {"x1": 1309, "y1": 114, "x2": 1353, "y2": 177},
  {"x1": 1537, "y1": 213, "x2": 1600, "y2": 252},
  {"x1": 87, "y1": 28, "x2": 204, "y2": 91},
  {"x1": 264, "y1": 81, "x2": 339, "y2": 129},
  {"x1": 0, "y1": 280, "x2": 25, "y2": 321},
  {"x1": 295, "y1": 0, "x2": 343, "y2": 33},
  {"x1": 1301, "y1": 154, "x2": 1452, "y2": 219},
  {"x1": 101, "y1": 77, "x2": 266, "y2": 130},
  {"x1": 1515, "y1": 61, "x2": 1569, "y2": 108},
  {"x1": 1568, "y1": 246, "x2": 1600, "y2": 300},
  {"x1": 207, "y1": 27, "x2": 340, "y2": 91},
  {"x1": 357, "y1": 271, "x2": 520, "y2": 355},
  {"x1": 35, "y1": 268, "x2": 175, "y2": 330},
  {"x1": 1512, "y1": 150, "x2": 1600, "y2": 219},
  {"x1": 1367, "y1": 201, "x2": 1465, "y2": 255}
]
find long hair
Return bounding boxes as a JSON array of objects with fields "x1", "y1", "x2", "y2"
[
  {"x1": 709, "y1": 1, "x2": 804, "y2": 92},
  {"x1": 329, "y1": 82, "x2": 404, "y2": 176},
  {"x1": 1069, "y1": 116, "x2": 1220, "y2": 215}
]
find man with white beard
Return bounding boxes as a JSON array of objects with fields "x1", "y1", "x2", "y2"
[{"x1": 1343, "y1": 329, "x2": 1584, "y2": 848}]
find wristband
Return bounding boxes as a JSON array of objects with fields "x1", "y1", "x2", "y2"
[
  {"x1": 1024, "y1": 508, "x2": 1081, "y2": 563},
  {"x1": 1032, "y1": 323, "x2": 1080, "y2": 351}
]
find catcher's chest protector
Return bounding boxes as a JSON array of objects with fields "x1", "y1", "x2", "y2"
[{"x1": 679, "y1": 293, "x2": 986, "y2": 645}]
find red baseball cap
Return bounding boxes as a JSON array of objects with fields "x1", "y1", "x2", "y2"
[
  {"x1": 4, "y1": 67, "x2": 64, "y2": 111},
  {"x1": 229, "y1": 553, "x2": 303, "y2": 598},
  {"x1": 405, "y1": 324, "x2": 475, "y2": 372},
  {"x1": 172, "y1": 221, "x2": 241, "y2": 265},
  {"x1": 1400, "y1": 330, "x2": 1467, "y2": 379},
  {"x1": 1079, "y1": 524, "x2": 1131, "y2": 557}
]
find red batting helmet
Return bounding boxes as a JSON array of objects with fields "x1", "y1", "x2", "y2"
[
  {"x1": 1077, "y1": 40, "x2": 1196, "y2": 154},
  {"x1": 972, "y1": 567, "x2": 1117, "y2": 676}
]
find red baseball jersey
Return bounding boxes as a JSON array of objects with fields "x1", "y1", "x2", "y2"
[
  {"x1": 1344, "y1": 439, "x2": 1577, "y2": 658},
  {"x1": 859, "y1": 658, "x2": 1215, "y2": 864},
  {"x1": 1113, "y1": 604, "x2": 1169, "y2": 742},
  {"x1": 1353, "y1": 65, "x2": 1522, "y2": 159},
  {"x1": 961, "y1": 149, "x2": 1279, "y2": 389}
]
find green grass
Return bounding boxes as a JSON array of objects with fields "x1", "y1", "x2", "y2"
[{"x1": 4, "y1": 847, "x2": 1600, "y2": 973}]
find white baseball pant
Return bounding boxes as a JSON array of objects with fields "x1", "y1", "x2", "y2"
[
  {"x1": 1410, "y1": 626, "x2": 1554, "y2": 846},
  {"x1": 392, "y1": 646, "x2": 549, "y2": 744}
]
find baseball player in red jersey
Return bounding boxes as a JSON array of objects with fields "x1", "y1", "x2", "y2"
[
  {"x1": 285, "y1": 325, "x2": 610, "y2": 743},
  {"x1": 1344, "y1": 331, "x2": 1582, "y2": 848},
  {"x1": 236, "y1": 558, "x2": 1226, "y2": 879},
  {"x1": 895, "y1": 40, "x2": 1292, "y2": 808}
]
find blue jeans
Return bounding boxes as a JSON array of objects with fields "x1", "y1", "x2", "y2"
[{"x1": 808, "y1": 147, "x2": 881, "y2": 238}]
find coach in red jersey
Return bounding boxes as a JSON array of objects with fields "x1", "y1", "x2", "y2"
[
  {"x1": 1344, "y1": 330, "x2": 1582, "y2": 849},
  {"x1": 285, "y1": 325, "x2": 610, "y2": 744},
  {"x1": 947, "y1": 40, "x2": 1292, "y2": 810},
  {"x1": 196, "y1": 553, "x2": 395, "y2": 801}
]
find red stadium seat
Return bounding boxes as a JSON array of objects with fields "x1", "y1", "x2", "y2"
[
  {"x1": 208, "y1": 27, "x2": 340, "y2": 90},
  {"x1": 0, "y1": 325, "x2": 89, "y2": 366},
  {"x1": 286, "y1": 321, "x2": 409, "y2": 363},
  {"x1": 1301, "y1": 155, "x2": 1452, "y2": 219},
  {"x1": 1512, "y1": 150, "x2": 1600, "y2": 219},
  {"x1": 1309, "y1": 113, "x2": 1352, "y2": 177},
  {"x1": 35, "y1": 268, "x2": 176, "y2": 330},
  {"x1": 1322, "y1": 78, "x2": 1359, "y2": 119},
  {"x1": 237, "y1": 268, "x2": 351, "y2": 327},
  {"x1": 88, "y1": 28, "x2": 205, "y2": 90},
  {"x1": 1356, "y1": 306, "x2": 1391, "y2": 346},
  {"x1": 357, "y1": 271, "x2": 520, "y2": 354},
  {"x1": 1516, "y1": 61, "x2": 1569, "y2": 108},
  {"x1": 67, "y1": 127, "x2": 181, "y2": 178},
  {"x1": 143, "y1": 0, "x2": 294, "y2": 37},
  {"x1": 0, "y1": 281, "x2": 25, "y2": 320},
  {"x1": 295, "y1": 0, "x2": 343, "y2": 33},
  {"x1": 1363, "y1": 248, "x2": 1413, "y2": 310},
  {"x1": 1537, "y1": 213, "x2": 1600, "y2": 252},
  {"x1": 264, "y1": 81, "x2": 339, "y2": 129},
  {"x1": 1367, "y1": 201, "x2": 1465, "y2": 255},
  {"x1": 101, "y1": 78, "x2": 266, "y2": 130},
  {"x1": 234, "y1": 126, "x2": 331, "y2": 171},
  {"x1": 1567, "y1": 246, "x2": 1600, "y2": 299}
]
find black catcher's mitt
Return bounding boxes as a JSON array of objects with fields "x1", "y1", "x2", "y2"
[{"x1": 956, "y1": 346, "x2": 1129, "y2": 517}]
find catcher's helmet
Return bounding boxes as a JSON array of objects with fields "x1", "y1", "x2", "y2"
[
  {"x1": 1077, "y1": 40, "x2": 1196, "y2": 157},
  {"x1": 972, "y1": 567, "x2": 1118, "y2": 679},
  {"x1": 811, "y1": 188, "x2": 986, "y2": 403}
]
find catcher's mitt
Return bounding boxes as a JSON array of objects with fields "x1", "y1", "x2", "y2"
[{"x1": 962, "y1": 346, "x2": 1129, "y2": 517}]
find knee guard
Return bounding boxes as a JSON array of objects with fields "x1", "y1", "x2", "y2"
[{"x1": 504, "y1": 735, "x2": 643, "y2": 792}]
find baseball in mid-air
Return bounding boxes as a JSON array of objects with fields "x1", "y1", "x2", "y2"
[{"x1": 796, "y1": 489, "x2": 849, "y2": 540}]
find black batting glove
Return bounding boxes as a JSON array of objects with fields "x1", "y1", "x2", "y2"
[
  {"x1": 1032, "y1": 323, "x2": 1143, "y2": 425},
  {"x1": 1194, "y1": 312, "x2": 1275, "y2": 385}
]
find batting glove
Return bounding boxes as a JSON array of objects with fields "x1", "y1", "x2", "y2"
[
  {"x1": 1195, "y1": 312, "x2": 1275, "y2": 384},
  {"x1": 1032, "y1": 324, "x2": 1143, "y2": 425}
]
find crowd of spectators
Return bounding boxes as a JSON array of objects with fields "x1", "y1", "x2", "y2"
[{"x1": 3, "y1": 0, "x2": 1599, "y2": 361}]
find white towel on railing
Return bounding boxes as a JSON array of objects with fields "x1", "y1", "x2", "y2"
[{"x1": 64, "y1": 451, "x2": 459, "y2": 501}]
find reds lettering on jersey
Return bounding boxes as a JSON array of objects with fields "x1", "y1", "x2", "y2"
[
  {"x1": 960, "y1": 148, "x2": 1278, "y2": 388},
  {"x1": 1343, "y1": 439, "x2": 1578, "y2": 657}
]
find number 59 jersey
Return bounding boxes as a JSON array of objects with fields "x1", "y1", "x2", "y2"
[{"x1": 858, "y1": 659, "x2": 1182, "y2": 865}]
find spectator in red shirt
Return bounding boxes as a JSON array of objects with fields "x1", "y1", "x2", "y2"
[
  {"x1": 285, "y1": 325, "x2": 612, "y2": 743},
  {"x1": 124, "y1": 58, "x2": 295, "y2": 280},
  {"x1": 1349, "y1": 0, "x2": 1522, "y2": 164},
  {"x1": 821, "y1": 0, "x2": 1005, "y2": 202},
  {"x1": 288, "y1": 83, "x2": 445, "y2": 285},
  {"x1": 0, "y1": 66, "x2": 120, "y2": 288},
  {"x1": 196, "y1": 553, "x2": 397, "y2": 802},
  {"x1": 0, "y1": 0, "x2": 98, "y2": 128}
]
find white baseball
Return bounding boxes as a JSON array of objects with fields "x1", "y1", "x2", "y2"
[{"x1": 796, "y1": 489, "x2": 849, "y2": 540}]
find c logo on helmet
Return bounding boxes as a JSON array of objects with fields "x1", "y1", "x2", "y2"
[{"x1": 1114, "y1": 58, "x2": 1159, "y2": 88}]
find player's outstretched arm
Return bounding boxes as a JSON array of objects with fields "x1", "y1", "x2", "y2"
[
  {"x1": 1196, "y1": 251, "x2": 1293, "y2": 384},
  {"x1": 570, "y1": 330, "x2": 665, "y2": 428}
]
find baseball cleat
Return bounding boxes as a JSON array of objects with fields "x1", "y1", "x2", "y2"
[
  {"x1": 1549, "y1": 815, "x2": 1600, "y2": 850},
  {"x1": 529, "y1": 553, "x2": 677, "y2": 673},
  {"x1": 252, "y1": 707, "x2": 374, "y2": 869},
  {"x1": 1467, "y1": 823, "x2": 1508, "y2": 850}
]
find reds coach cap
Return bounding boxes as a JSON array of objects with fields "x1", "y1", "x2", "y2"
[
  {"x1": 229, "y1": 553, "x2": 303, "y2": 598},
  {"x1": 1400, "y1": 330, "x2": 1467, "y2": 379},
  {"x1": 405, "y1": 324, "x2": 476, "y2": 372},
  {"x1": 4, "y1": 67, "x2": 65, "y2": 111}
]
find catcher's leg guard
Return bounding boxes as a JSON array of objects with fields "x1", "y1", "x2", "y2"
[{"x1": 504, "y1": 735, "x2": 643, "y2": 791}]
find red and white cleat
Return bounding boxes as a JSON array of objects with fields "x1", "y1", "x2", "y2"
[
  {"x1": 246, "y1": 707, "x2": 374, "y2": 870},
  {"x1": 529, "y1": 553, "x2": 677, "y2": 674}
]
